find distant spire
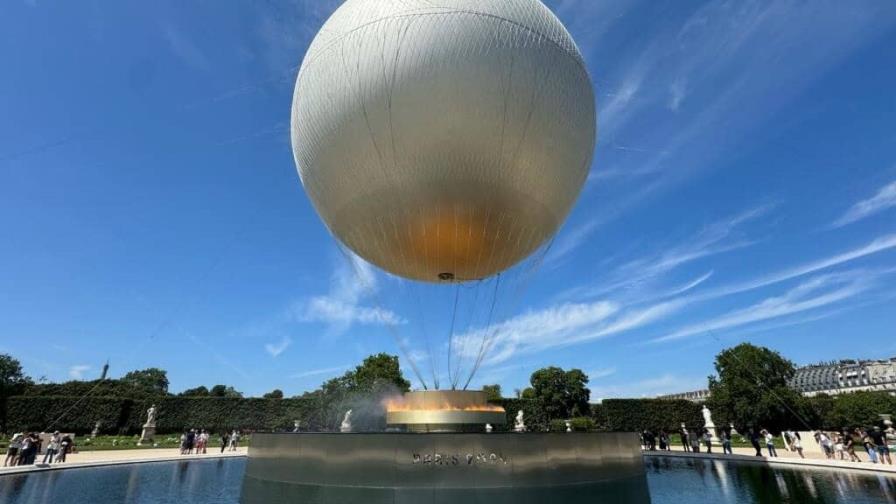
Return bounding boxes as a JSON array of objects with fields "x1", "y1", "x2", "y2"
[{"x1": 100, "y1": 360, "x2": 110, "y2": 380}]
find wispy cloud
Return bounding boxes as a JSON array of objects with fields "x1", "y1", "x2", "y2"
[
  {"x1": 293, "y1": 253, "x2": 404, "y2": 334},
  {"x1": 68, "y1": 365, "x2": 91, "y2": 380},
  {"x1": 264, "y1": 336, "x2": 292, "y2": 357},
  {"x1": 651, "y1": 271, "x2": 875, "y2": 344},
  {"x1": 162, "y1": 23, "x2": 209, "y2": 70},
  {"x1": 290, "y1": 365, "x2": 349, "y2": 380},
  {"x1": 589, "y1": 367, "x2": 617, "y2": 379},
  {"x1": 832, "y1": 180, "x2": 896, "y2": 228},
  {"x1": 456, "y1": 298, "x2": 682, "y2": 366}
]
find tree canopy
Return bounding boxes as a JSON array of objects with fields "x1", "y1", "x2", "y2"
[
  {"x1": 263, "y1": 389, "x2": 284, "y2": 399},
  {"x1": 707, "y1": 343, "x2": 810, "y2": 433},
  {"x1": 178, "y1": 386, "x2": 210, "y2": 397},
  {"x1": 482, "y1": 384, "x2": 502, "y2": 402},
  {"x1": 528, "y1": 367, "x2": 590, "y2": 419},
  {"x1": 122, "y1": 368, "x2": 169, "y2": 394}
]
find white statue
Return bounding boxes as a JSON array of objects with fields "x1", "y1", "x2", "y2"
[
  {"x1": 702, "y1": 405, "x2": 719, "y2": 443},
  {"x1": 293, "y1": 420, "x2": 301, "y2": 433},
  {"x1": 340, "y1": 410, "x2": 353, "y2": 433},
  {"x1": 565, "y1": 420, "x2": 572, "y2": 433},
  {"x1": 485, "y1": 423, "x2": 493, "y2": 433},
  {"x1": 145, "y1": 404, "x2": 157, "y2": 427},
  {"x1": 91, "y1": 420, "x2": 101, "y2": 438},
  {"x1": 702, "y1": 405, "x2": 714, "y2": 428},
  {"x1": 514, "y1": 410, "x2": 526, "y2": 433}
]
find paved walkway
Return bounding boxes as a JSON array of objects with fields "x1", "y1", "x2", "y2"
[
  {"x1": 0, "y1": 448, "x2": 247, "y2": 475},
  {"x1": 644, "y1": 444, "x2": 896, "y2": 474}
]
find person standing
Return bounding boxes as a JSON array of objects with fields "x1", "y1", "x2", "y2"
[
  {"x1": 56, "y1": 434, "x2": 72, "y2": 463},
  {"x1": 762, "y1": 429, "x2": 778, "y2": 457},
  {"x1": 749, "y1": 428, "x2": 763, "y2": 457},
  {"x1": 220, "y1": 431, "x2": 230, "y2": 453},
  {"x1": 842, "y1": 429, "x2": 861, "y2": 462},
  {"x1": 721, "y1": 428, "x2": 733, "y2": 455},
  {"x1": 860, "y1": 429, "x2": 879, "y2": 464},
  {"x1": 787, "y1": 430, "x2": 805, "y2": 459},
  {"x1": 869, "y1": 427, "x2": 892, "y2": 465},
  {"x1": 680, "y1": 425, "x2": 690, "y2": 452},
  {"x1": 690, "y1": 428, "x2": 701, "y2": 453},
  {"x1": 42, "y1": 432, "x2": 61, "y2": 465},
  {"x1": 659, "y1": 430, "x2": 669, "y2": 451},
  {"x1": 817, "y1": 431, "x2": 834, "y2": 459},
  {"x1": 229, "y1": 430, "x2": 240, "y2": 451},
  {"x1": 703, "y1": 429, "x2": 713, "y2": 454},
  {"x1": 4, "y1": 432, "x2": 24, "y2": 467}
]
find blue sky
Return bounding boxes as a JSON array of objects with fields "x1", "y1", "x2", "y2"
[{"x1": 2, "y1": 0, "x2": 895, "y2": 399}]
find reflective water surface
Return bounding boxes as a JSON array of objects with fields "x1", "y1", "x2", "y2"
[{"x1": 1, "y1": 456, "x2": 895, "y2": 503}]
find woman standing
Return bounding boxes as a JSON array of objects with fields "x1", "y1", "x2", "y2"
[{"x1": 843, "y1": 429, "x2": 862, "y2": 462}]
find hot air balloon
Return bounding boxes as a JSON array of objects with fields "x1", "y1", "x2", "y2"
[{"x1": 291, "y1": 0, "x2": 596, "y2": 284}]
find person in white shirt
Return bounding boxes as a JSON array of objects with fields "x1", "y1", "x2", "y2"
[
  {"x1": 43, "y1": 432, "x2": 61, "y2": 464},
  {"x1": 4, "y1": 432, "x2": 24, "y2": 467}
]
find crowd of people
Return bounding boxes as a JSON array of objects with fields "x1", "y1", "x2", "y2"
[
  {"x1": 178, "y1": 429, "x2": 242, "y2": 456},
  {"x1": 641, "y1": 423, "x2": 895, "y2": 466},
  {"x1": 3, "y1": 431, "x2": 74, "y2": 467}
]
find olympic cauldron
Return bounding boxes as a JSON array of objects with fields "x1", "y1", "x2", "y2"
[{"x1": 242, "y1": 390, "x2": 651, "y2": 503}]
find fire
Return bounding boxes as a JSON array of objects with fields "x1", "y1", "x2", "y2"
[{"x1": 383, "y1": 397, "x2": 505, "y2": 413}]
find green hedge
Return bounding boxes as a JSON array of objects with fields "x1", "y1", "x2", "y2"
[
  {"x1": 599, "y1": 399, "x2": 703, "y2": 432},
  {"x1": 4, "y1": 396, "x2": 317, "y2": 435}
]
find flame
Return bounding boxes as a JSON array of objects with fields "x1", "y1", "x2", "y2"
[{"x1": 383, "y1": 397, "x2": 505, "y2": 413}]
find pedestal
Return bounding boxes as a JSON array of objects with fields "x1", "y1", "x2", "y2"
[{"x1": 138, "y1": 424, "x2": 156, "y2": 446}]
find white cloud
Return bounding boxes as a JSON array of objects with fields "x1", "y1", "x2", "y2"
[
  {"x1": 264, "y1": 336, "x2": 292, "y2": 357},
  {"x1": 455, "y1": 298, "x2": 682, "y2": 366},
  {"x1": 704, "y1": 233, "x2": 896, "y2": 299},
  {"x1": 651, "y1": 272, "x2": 874, "y2": 344},
  {"x1": 832, "y1": 180, "x2": 896, "y2": 228},
  {"x1": 293, "y1": 252, "x2": 404, "y2": 333},
  {"x1": 68, "y1": 365, "x2": 91, "y2": 380},
  {"x1": 589, "y1": 367, "x2": 617, "y2": 379},
  {"x1": 668, "y1": 77, "x2": 687, "y2": 111},
  {"x1": 290, "y1": 365, "x2": 349, "y2": 380}
]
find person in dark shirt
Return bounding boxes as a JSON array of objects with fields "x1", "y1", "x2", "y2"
[
  {"x1": 220, "y1": 432, "x2": 230, "y2": 453},
  {"x1": 869, "y1": 427, "x2": 892, "y2": 465},
  {"x1": 749, "y1": 428, "x2": 763, "y2": 457}
]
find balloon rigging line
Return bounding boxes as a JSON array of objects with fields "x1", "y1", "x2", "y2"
[
  {"x1": 463, "y1": 273, "x2": 502, "y2": 390},
  {"x1": 336, "y1": 243, "x2": 429, "y2": 390},
  {"x1": 446, "y1": 283, "x2": 461, "y2": 389},
  {"x1": 463, "y1": 238, "x2": 554, "y2": 390}
]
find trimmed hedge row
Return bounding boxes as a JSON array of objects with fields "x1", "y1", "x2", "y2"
[
  {"x1": 5, "y1": 396, "x2": 318, "y2": 435},
  {"x1": 6, "y1": 395, "x2": 704, "y2": 435},
  {"x1": 598, "y1": 399, "x2": 703, "y2": 432}
]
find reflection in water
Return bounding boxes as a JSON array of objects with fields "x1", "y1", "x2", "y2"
[
  {"x1": 646, "y1": 456, "x2": 896, "y2": 504},
  {"x1": 0, "y1": 456, "x2": 894, "y2": 503},
  {"x1": 0, "y1": 458, "x2": 247, "y2": 504}
]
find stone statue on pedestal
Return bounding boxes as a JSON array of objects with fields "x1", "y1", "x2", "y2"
[
  {"x1": 293, "y1": 420, "x2": 301, "y2": 433},
  {"x1": 485, "y1": 423, "x2": 493, "y2": 433},
  {"x1": 514, "y1": 410, "x2": 526, "y2": 433},
  {"x1": 565, "y1": 420, "x2": 572, "y2": 433},
  {"x1": 702, "y1": 405, "x2": 719, "y2": 443},
  {"x1": 91, "y1": 421, "x2": 101, "y2": 438},
  {"x1": 340, "y1": 410, "x2": 353, "y2": 433},
  {"x1": 138, "y1": 404, "x2": 157, "y2": 446}
]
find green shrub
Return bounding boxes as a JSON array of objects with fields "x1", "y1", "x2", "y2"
[{"x1": 601, "y1": 399, "x2": 702, "y2": 432}]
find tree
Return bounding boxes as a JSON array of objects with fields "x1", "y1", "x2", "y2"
[
  {"x1": 482, "y1": 384, "x2": 502, "y2": 402},
  {"x1": 178, "y1": 386, "x2": 209, "y2": 397},
  {"x1": 209, "y1": 385, "x2": 242, "y2": 398},
  {"x1": 122, "y1": 368, "x2": 169, "y2": 394},
  {"x1": 0, "y1": 354, "x2": 32, "y2": 431},
  {"x1": 343, "y1": 353, "x2": 411, "y2": 393},
  {"x1": 707, "y1": 343, "x2": 809, "y2": 433},
  {"x1": 529, "y1": 367, "x2": 590, "y2": 420},
  {"x1": 263, "y1": 389, "x2": 284, "y2": 399}
]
